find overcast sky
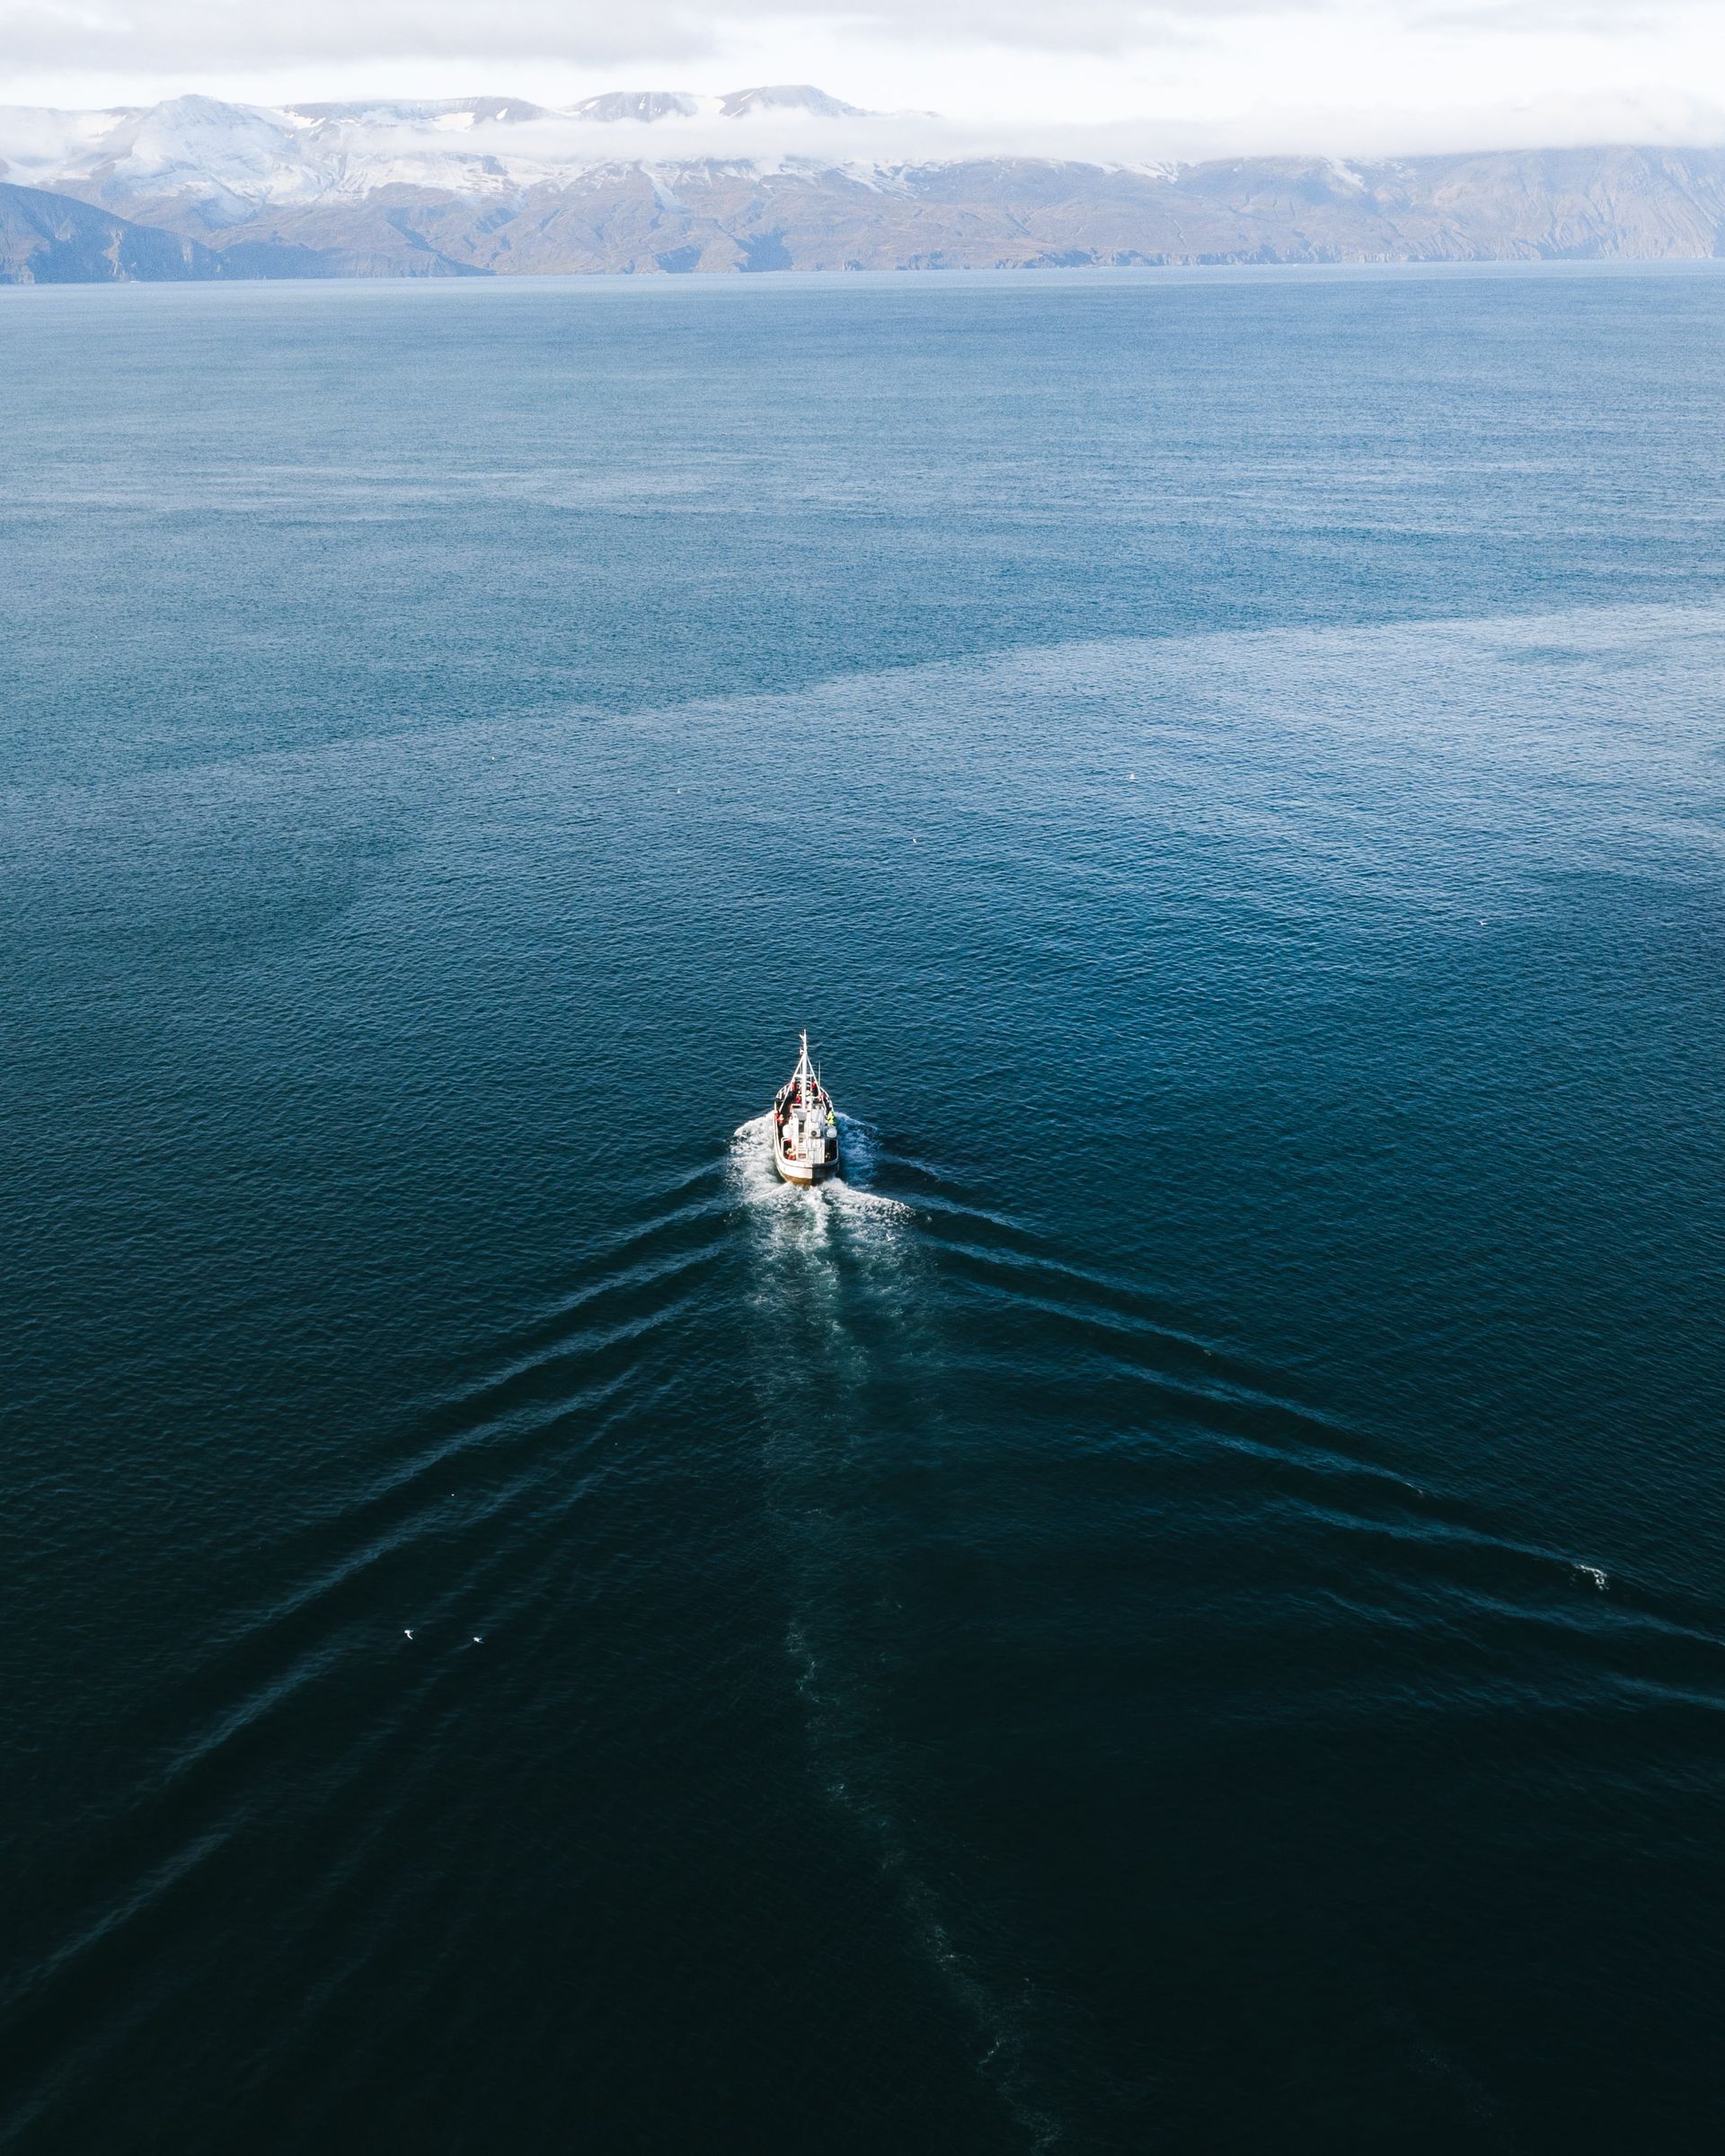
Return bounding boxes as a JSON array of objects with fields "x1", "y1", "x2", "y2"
[{"x1": 5, "y1": 1, "x2": 1725, "y2": 154}]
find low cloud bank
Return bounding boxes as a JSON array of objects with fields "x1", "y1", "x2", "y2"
[
  {"x1": 472, "y1": 93, "x2": 1725, "y2": 166},
  {"x1": 7, "y1": 78, "x2": 1725, "y2": 179}
]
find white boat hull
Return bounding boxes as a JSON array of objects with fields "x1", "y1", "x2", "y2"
[
  {"x1": 774, "y1": 1147, "x2": 837, "y2": 1186},
  {"x1": 769, "y1": 1032, "x2": 841, "y2": 1185}
]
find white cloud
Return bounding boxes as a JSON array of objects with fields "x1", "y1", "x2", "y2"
[{"x1": 2, "y1": 0, "x2": 1721, "y2": 151}]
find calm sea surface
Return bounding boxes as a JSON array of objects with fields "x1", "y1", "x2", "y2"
[{"x1": 3, "y1": 266, "x2": 1723, "y2": 2153}]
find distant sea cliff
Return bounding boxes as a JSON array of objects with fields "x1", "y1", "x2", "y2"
[{"x1": 0, "y1": 182, "x2": 225, "y2": 283}]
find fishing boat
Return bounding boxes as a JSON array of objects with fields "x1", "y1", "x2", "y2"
[{"x1": 773, "y1": 1033, "x2": 840, "y2": 1185}]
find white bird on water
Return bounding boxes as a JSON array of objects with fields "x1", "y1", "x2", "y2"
[{"x1": 403, "y1": 1629, "x2": 414, "y2": 1640}]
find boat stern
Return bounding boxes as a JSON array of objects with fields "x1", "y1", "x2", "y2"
[{"x1": 774, "y1": 1113, "x2": 840, "y2": 1184}]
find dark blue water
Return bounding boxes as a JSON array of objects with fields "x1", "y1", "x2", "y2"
[{"x1": 3, "y1": 266, "x2": 1723, "y2": 2154}]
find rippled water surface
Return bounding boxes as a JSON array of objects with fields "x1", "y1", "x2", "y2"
[{"x1": 4, "y1": 268, "x2": 1724, "y2": 2153}]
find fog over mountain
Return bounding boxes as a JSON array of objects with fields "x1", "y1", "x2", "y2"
[{"x1": 6, "y1": 84, "x2": 1725, "y2": 281}]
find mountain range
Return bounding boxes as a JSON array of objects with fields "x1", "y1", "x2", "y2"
[{"x1": 4, "y1": 89, "x2": 1725, "y2": 282}]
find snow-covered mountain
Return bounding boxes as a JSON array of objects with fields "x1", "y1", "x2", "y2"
[
  {"x1": 0, "y1": 89, "x2": 889, "y2": 231},
  {"x1": 5, "y1": 89, "x2": 1725, "y2": 282}
]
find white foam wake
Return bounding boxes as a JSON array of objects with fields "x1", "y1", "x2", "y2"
[{"x1": 728, "y1": 1111, "x2": 910, "y2": 1220}]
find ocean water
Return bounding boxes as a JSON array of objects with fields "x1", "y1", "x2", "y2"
[{"x1": 3, "y1": 265, "x2": 1723, "y2": 2154}]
